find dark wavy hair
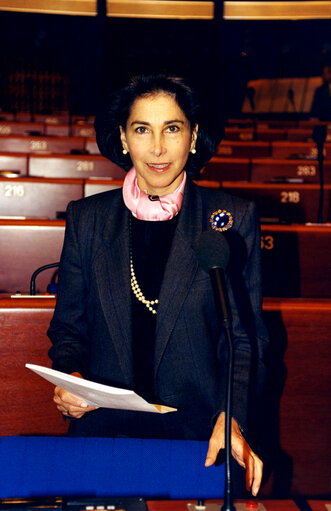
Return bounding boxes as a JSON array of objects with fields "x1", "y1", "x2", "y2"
[{"x1": 94, "y1": 74, "x2": 218, "y2": 178}]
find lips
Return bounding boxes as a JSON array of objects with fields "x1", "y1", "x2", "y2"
[{"x1": 147, "y1": 162, "x2": 171, "y2": 172}]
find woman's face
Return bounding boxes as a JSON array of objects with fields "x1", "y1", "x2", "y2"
[{"x1": 120, "y1": 92, "x2": 198, "y2": 196}]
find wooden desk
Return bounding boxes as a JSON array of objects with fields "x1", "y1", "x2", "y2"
[
  {"x1": 28, "y1": 154, "x2": 125, "y2": 179},
  {"x1": 0, "y1": 152, "x2": 28, "y2": 174},
  {"x1": 0, "y1": 135, "x2": 86, "y2": 154},
  {"x1": 0, "y1": 219, "x2": 65, "y2": 293},
  {"x1": 251, "y1": 159, "x2": 331, "y2": 184},
  {"x1": 272, "y1": 142, "x2": 331, "y2": 159},
  {"x1": 0, "y1": 295, "x2": 67, "y2": 435},
  {"x1": 216, "y1": 141, "x2": 270, "y2": 159},
  {"x1": 260, "y1": 225, "x2": 331, "y2": 298},
  {"x1": 0, "y1": 121, "x2": 44, "y2": 136},
  {"x1": 201, "y1": 157, "x2": 250, "y2": 181},
  {"x1": 221, "y1": 182, "x2": 331, "y2": 224},
  {"x1": 0, "y1": 177, "x2": 83, "y2": 218}
]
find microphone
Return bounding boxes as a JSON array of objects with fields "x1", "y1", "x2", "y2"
[
  {"x1": 246, "y1": 87, "x2": 255, "y2": 112},
  {"x1": 196, "y1": 231, "x2": 235, "y2": 511},
  {"x1": 30, "y1": 262, "x2": 60, "y2": 295},
  {"x1": 196, "y1": 231, "x2": 231, "y2": 325},
  {"x1": 287, "y1": 88, "x2": 296, "y2": 112}
]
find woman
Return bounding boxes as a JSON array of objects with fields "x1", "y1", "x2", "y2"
[{"x1": 48, "y1": 74, "x2": 268, "y2": 496}]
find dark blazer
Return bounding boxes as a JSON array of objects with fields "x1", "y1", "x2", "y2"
[{"x1": 48, "y1": 179, "x2": 269, "y2": 439}]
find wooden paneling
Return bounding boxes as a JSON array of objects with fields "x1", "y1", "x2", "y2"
[{"x1": 260, "y1": 225, "x2": 331, "y2": 298}]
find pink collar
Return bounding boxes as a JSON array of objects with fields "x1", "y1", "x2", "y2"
[{"x1": 122, "y1": 167, "x2": 186, "y2": 221}]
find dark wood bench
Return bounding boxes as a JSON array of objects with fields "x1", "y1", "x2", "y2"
[{"x1": 201, "y1": 157, "x2": 250, "y2": 181}]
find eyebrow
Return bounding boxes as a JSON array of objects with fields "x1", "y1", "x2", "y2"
[{"x1": 130, "y1": 119, "x2": 185, "y2": 127}]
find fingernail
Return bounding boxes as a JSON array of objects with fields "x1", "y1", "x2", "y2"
[{"x1": 81, "y1": 402, "x2": 88, "y2": 408}]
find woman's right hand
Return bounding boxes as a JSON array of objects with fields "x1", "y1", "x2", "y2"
[{"x1": 53, "y1": 372, "x2": 99, "y2": 419}]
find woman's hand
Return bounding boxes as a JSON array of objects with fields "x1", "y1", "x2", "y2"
[
  {"x1": 53, "y1": 372, "x2": 98, "y2": 419},
  {"x1": 205, "y1": 412, "x2": 263, "y2": 496}
]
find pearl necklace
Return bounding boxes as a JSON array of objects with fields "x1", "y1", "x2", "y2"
[{"x1": 130, "y1": 253, "x2": 159, "y2": 314}]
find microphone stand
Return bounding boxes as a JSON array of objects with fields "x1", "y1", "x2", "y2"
[
  {"x1": 30, "y1": 262, "x2": 59, "y2": 295},
  {"x1": 209, "y1": 268, "x2": 235, "y2": 511},
  {"x1": 312, "y1": 125, "x2": 327, "y2": 223}
]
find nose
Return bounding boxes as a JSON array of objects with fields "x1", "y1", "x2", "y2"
[{"x1": 151, "y1": 133, "x2": 166, "y2": 157}]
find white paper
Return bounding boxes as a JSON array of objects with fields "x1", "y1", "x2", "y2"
[{"x1": 26, "y1": 363, "x2": 177, "y2": 414}]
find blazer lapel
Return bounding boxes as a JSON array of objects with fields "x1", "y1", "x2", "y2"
[
  {"x1": 93, "y1": 195, "x2": 134, "y2": 384},
  {"x1": 154, "y1": 180, "x2": 203, "y2": 376}
]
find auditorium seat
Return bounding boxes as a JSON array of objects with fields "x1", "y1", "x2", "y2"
[
  {"x1": 251, "y1": 158, "x2": 330, "y2": 183},
  {"x1": 0, "y1": 135, "x2": 86, "y2": 154},
  {"x1": 272, "y1": 141, "x2": 331, "y2": 159},
  {"x1": 0, "y1": 177, "x2": 83, "y2": 218},
  {"x1": 0, "y1": 121, "x2": 44, "y2": 136},
  {"x1": 0, "y1": 219, "x2": 65, "y2": 293},
  {"x1": 28, "y1": 154, "x2": 126, "y2": 179},
  {"x1": 0, "y1": 152, "x2": 28, "y2": 175},
  {"x1": 216, "y1": 140, "x2": 270, "y2": 158},
  {"x1": 260, "y1": 225, "x2": 331, "y2": 297},
  {"x1": 221, "y1": 182, "x2": 331, "y2": 223},
  {"x1": 201, "y1": 157, "x2": 250, "y2": 181}
]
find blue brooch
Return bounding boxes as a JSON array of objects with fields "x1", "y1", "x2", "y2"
[{"x1": 210, "y1": 209, "x2": 233, "y2": 232}]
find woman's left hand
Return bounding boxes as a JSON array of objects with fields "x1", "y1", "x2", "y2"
[{"x1": 205, "y1": 412, "x2": 263, "y2": 496}]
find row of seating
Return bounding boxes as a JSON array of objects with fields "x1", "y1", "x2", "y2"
[
  {"x1": 0, "y1": 121, "x2": 95, "y2": 138},
  {"x1": 0, "y1": 111, "x2": 94, "y2": 124},
  {"x1": 0, "y1": 134, "x2": 98, "y2": 154},
  {"x1": 1, "y1": 176, "x2": 330, "y2": 222},
  {"x1": 1, "y1": 120, "x2": 330, "y2": 143},
  {"x1": 1, "y1": 151, "x2": 329, "y2": 183},
  {"x1": 224, "y1": 126, "x2": 331, "y2": 142},
  {"x1": 0, "y1": 133, "x2": 330, "y2": 162},
  {"x1": 0, "y1": 219, "x2": 329, "y2": 297},
  {"x1": 228, "y1": 118, "x2": 331, "y2": 129},
  {"x1": 217, "y1": 140, "x2": 331, "y2": 158}
]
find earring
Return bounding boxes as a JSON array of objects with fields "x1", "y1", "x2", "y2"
[
  {"x1": 122, "y1": 148, "x2": 128, "y2": 155},
  {"x1": 191, "y1": 148, "x2": 196, "y2": 155}
]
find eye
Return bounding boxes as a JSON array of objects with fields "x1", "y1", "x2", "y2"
[
  {"x1": 166, "y1": 125, "x2": 180, "y2": 133},
  {"x1": 135, "y1": 126, "x2": 149, "y2": 134}
]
